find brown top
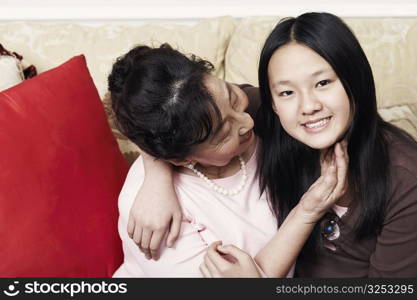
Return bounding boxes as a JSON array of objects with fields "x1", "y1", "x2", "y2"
[
  {"x1": 240, "y1": 84, "x2": 417, "y2": 278},
  {"x1": 296, "y1": 132, "x2": 417, "y2": 278}
]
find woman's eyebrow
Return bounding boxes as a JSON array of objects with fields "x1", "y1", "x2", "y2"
[
  {"x1": 271, "y1": 69, "x2": 334, "y2": 88},
  {"x1": 310, "y1": 68, "x2": 333, "y2": 77},
  {"x1": 271, "y1": 80, "x2": 291, "y2": 88}
]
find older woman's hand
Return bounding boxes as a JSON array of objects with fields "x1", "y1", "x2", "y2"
[
  {"x1": 199, "y1": 241, "x2": 262, "y2": 278},
  {"x1": 128, "y1": 153, "x2": 182, "y2": 260}
]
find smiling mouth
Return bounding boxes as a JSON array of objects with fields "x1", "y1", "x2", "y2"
[{"x1": 302, "y1": 117, "x2": 331, "y2": 130}]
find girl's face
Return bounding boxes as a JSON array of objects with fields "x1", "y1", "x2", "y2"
[
  {"x1": 186, "y1": 75, "x2": 255, "y2": 167},
  {"x1": 268, "y1": 42, "x2": 352, "y2": 150}
]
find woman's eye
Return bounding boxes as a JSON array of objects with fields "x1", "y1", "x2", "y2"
[
  {"x1": 316, "y1": 79, "x2": 331, "y2": 87},
  {"x1": 279, "y1": 90, "x2": 293, "y2": 97}
]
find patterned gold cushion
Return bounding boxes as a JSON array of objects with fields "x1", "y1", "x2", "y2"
[
  {"x1": 0, "y1": 17, "x2": 235, "y2": 98},
  {"x1": 378, "y1": 104, "x2": 417, "y2": 140}
]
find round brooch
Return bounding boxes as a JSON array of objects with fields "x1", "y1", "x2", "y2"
[{"x1": 320, "y1": 212, "x2": 341, "y2": 241}]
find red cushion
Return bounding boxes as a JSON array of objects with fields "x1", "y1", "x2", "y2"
[{"x1": 0, "y1": 55, "x2": 128, "y2": 277}]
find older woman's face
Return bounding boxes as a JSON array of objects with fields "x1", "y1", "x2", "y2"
[{"x1": 188, "y1": 75, "x2": 255, "y2": 167}]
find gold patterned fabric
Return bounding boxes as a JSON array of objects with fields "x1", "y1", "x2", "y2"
[{"x1": 0, "y1": 17, "x2": 236, "y2": 98}]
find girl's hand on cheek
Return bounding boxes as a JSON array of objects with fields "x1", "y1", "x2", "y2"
[{"x1": 298, "y1": 141, "x2": 349, "y2": 223}]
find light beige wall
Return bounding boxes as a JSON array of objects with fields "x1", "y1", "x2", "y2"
[{"x1": 0, "y1": 0, "x2": 417, "y2": 21}]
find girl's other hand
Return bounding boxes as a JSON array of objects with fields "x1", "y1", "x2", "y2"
[{"x1": 200, "y1": 241, "x2": 262, "y2": 278}]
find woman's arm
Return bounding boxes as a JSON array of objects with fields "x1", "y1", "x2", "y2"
[
  {"x1": 115, "y1": 156, "x2": 214, "y2": 277},
  {"x1": 200, "y1": 141, "x2": 348, "y2": 277},
  {"x1": 128, "y1": 152, "x2": 182, "y2": 260}
]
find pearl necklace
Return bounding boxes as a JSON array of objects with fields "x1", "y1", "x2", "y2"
[{"x1": 187, "y1": 155, "x2": 247, "y2": 196}]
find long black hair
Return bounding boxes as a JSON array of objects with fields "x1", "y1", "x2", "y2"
[
  {"x1": 257, "y1": 12, "x2": 413, "y2": 256},
  {"x1": 108, "y1": 44, "x2": 221, "y2": 161}
]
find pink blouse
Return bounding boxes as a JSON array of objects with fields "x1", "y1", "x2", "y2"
[{"x1": 113, "y1": 142, "x2": 293, "y2": 277}]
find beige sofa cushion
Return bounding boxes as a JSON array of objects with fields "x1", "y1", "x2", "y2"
[
  {"x1": 379, "y1": 104, "x2": 417, "y2": 140},
  {"x1": 225, "y1": 18, "x2": 276, "y2": 89},
  {"x1": 225, "y1": 17, "x2": 417, "y2": 139},
  {"x1": 0, "y1": 17, "x2": 235, "y2": 98}
]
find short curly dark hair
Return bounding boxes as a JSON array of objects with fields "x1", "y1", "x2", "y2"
[{"x1": 108, "y1": 43, "x2": 221, "y2": 161}]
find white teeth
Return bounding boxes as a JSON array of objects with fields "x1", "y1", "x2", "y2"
[{"x1": 305, "y1": 117, "x2": 330, "y2": 129}]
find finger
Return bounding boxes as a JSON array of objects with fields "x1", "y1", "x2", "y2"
[
  {"x1": 320, "y1": 147, "x2": 332, "y2": 164},
  {"x1": 216, "y1": 244, "x2": 250, "y2": 263},
  {"x1": 205, "y1": 242, "x2": 231, "y2": 272},
  {"x1": 324, "y1": 156, "x2": 337, "y2": 184},
  {"x1": 313, "y1": 162, "x2": 338, "y2": 202},
  {"x1": 208, "y1": 241, "x2": 223, "y2": 250},
  {"x1": 342, "y1": 139, "x2": 349, "y2": 164},
  {"x1": 308, "y1": 161, "x2": 333, "y2": 192},
  {"x1": 320, "y1": 161, "x2": 328, "y2": 177},
  {"x1": 205, "y1": 241, "x2": 225, "y2": 264},
  {"x1": 317, "y1": 147, "x2": 337, "y2": 190},
  {"x1": 333, "y1": 143, "x2": 349, "y2": 197},
  {"x1": 149, "y1": 230, "x2": 165, "y2": 260},
  {"x1": 132, "y1": 226, "x2": 142, "y2": 246},
  {"x1": 305, "y1": 156, "x2": 336, "y2": 199},
  {"x1": 320, "y1": 152, "x2": 329, "y2": 175},
  {"x1": 320, "y1": 147, "x2": 334, "y2": 173},
  {"x1": 127, "y1": 214, "x2": 136, "y2": 239},
  {"x1": 339, "y1": 139, "x2": 349, "y2": 162},
  {"x1": 204, "y1": 252, "x2": 222, "y2": 277},
  {"x1": 141, "y1": 229, "x2": 153, "y2": 260},
  {"x1": 199, "y1": 262, "x2": 212, "y2": 278},
  {"x1": 307, "y1": 174, "x2": 324, "y2": 192},
  {"x1": 323, "y1": 161, "x2": 338, "y2": 198},
  {"x1": 166, "y1": 212, "x2": 182, "y2": 247}
]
